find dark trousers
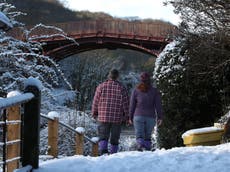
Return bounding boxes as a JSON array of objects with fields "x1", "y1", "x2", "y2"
[{"x1": 98, "y1": 122, "x2": 121, "y2": 145}]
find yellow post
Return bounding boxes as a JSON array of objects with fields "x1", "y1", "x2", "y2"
[
  {"x1": 6, "y1": 105, "x2": 21, "y2": 172},
  {"x1": 48, "y1": 117, "x2": 59, "y2": 158}
]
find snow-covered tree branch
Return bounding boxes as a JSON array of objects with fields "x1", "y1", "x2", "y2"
[{"x1": 0, "y1": 2, "x2": 73, "y2": 99}]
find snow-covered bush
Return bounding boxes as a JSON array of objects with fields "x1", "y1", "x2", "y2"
[
  {"x1": 153, "y1": 40, "x2": 188, "y2": 86},
  {"x1": 154, "y1": 0, "x2": 230, "y2": 149},
  {"x1": 0, "y1": 2, "x2": 73, "y2": 104}
]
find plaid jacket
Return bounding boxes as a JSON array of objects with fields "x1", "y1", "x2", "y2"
[{"x1": 92, "y1": 79, "x2": 129, "y2": 123}]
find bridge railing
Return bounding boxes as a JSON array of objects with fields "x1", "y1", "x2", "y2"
[
  {"x1": 52, "y1": 20, "x2": 176, "y2": 38},
  {"x1": 0, "y1": 78, "x2": 41, "y2": 172},
  {"x1": 8, "y1": 20, "x2": 177, "y2": 41}
]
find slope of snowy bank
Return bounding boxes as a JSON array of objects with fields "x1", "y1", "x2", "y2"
[{"x1": 34, "y1": 143, "x2": 230, "y2": 172}]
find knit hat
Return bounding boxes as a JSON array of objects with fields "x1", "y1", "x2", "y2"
[{"x1": 140, "y1": 72, "x2": 150, "y2": 82}]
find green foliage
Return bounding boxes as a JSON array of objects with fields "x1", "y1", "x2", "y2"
[
  {"x1": 154, "y1": 0, "x2": 230, "y2": 149},
  {"x1": 154, "y1": 40, "x2": 190, "y2": 148},
  {"x1": 155, "y1": 36, "x2": 227, "y2": 148}
]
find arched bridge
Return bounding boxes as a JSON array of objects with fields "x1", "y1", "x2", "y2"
[{"x1": 11, "y1": 20, "x2": 177, "y2": 61}]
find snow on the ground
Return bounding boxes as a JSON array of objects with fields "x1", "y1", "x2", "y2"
[{"x1": 33, "y1": 143, "x2": 230, "y2": 172}]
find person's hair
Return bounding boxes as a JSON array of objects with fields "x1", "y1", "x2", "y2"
[
  {"x1": 108, "y1": 69, "x2": 119, "y2": 80},
  {"x1": 137, "y1": 82, "x2": 150, "y2": 92},
  {"x1": 137, "y1": 72, "x2": 151, "y2": 92}
]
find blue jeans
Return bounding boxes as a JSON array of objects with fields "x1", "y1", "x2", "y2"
[{"x1": 133, "y1": 116, "x2": 155, "y2": 140}]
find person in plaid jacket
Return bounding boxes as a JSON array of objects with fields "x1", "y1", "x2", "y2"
[{"x1": 92, "y1": 69, "x2": 129, "y2": 155}]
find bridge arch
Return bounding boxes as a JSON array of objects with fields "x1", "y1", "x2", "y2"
[
  {"x1": 44, "y1": 38, "x2": 163, "y2": 61},
  {"x1": 11, "y1": 20, "x2": 177, "y2": 60}
]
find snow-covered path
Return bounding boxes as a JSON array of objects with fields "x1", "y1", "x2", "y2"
[{"x1": 33, "y1": 143, "x2": 230, "y2": 172}]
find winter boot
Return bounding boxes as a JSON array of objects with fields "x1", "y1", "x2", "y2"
[
  {"x1": 99, "y1": 140, "x2": 108, "y2": 155},
  {"x1": 144, "y1": 140, "x2": 151, "y2": 151},
  {"x1": 110, "y1": 144, "x2": 119, "y2": 154},
  {"x1": 136, "y1": 138, "x2": 145, "y2": 151}
]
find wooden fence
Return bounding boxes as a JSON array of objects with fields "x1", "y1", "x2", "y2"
[
  {"x1": 0, "y1": 78, "x2": 99, "y2": 172},
  {"x1": 40, "y1": 113, "x2": 99, "y2": 158},
  {"x1": 0, "y1": 78, "x2": 41, "y2": 172}
]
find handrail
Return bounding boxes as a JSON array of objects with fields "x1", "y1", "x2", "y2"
[
  {"x1": 40, "y1": 114, "x2": 95, "y2": 144},
  {"x1": 0, "y1": 93, "x2": 34, "y2": 172},
  {"x1": 0, "y1": 93, "x2": 34, "y2": 109},
  {"x1": 0, "y1": 78, "x2": 42, "y2": 172},
  {"x1": 8, "y1": 20, "x2": 177, "y2": 41}
]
